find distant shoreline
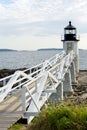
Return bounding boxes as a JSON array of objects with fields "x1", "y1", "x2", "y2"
[
  {"x1": 0, "y1": 49, "x2": 17, "y2": 52},
  {"x1": 37, "y1": 48, "x2": 63, "y2": 51},
  {"x1": 0, "y1": 48, "x2": 87, "y2": 52}
]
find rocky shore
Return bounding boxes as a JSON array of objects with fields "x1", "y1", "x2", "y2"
[
  {"x1": 0, "y1": 68, "x2": 27, "y2": 78},
  {"x1": 70, "y1": 70, "x2": 87, "y2": 104}
]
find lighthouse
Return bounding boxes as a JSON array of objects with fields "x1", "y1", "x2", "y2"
[{"x1": 61, "y1": 21, "x2": 80, "y2": 72}]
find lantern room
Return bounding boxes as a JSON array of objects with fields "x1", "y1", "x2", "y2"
[{"x1": 62, "y1": 21, "x2": 79, "y2": 41}]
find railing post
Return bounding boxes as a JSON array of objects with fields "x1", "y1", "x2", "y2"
[
  {"x1": 3, "y1": 79, "x2": 6, "y2": 86},
  {"x1": 22, "y1": 86, "x2": 26, "y2": 112}
]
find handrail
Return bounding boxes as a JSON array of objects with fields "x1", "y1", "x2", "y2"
[
  {"x1": 0, "y1": 51, "x2": 66, "y2": 102},
  {"x1": 21, "y1": 50, "x2": 75, "y2": 124},
  {"x1": 0, "y1": 50, "x2": 75, "y2": 126}
]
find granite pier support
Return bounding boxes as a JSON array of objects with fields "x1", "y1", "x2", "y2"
[
  {"x1": 70, "y1": 62, "x2": 76, "y2": 83},
  {"x1": 63, "y1": 69, "x2": 73, "y2": 96}
]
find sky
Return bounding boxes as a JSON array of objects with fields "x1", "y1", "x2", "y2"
[{"x1": 0, "y1": 0, "x2": 87, "y2": 50}]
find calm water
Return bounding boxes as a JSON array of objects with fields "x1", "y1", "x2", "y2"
[{"x1": 0, "y1": 50, "x2": 86, "y2": 70}]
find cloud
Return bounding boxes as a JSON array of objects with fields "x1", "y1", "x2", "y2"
[
  {"x1": 0, "y1": 0, "x2": 87, "y2": 50},
  {"x1": 0, "y1": 0, "x2": 13, "y2": 5},
  {"x1": 0, "y1": 0, "x2": 87, "y2": 49},
  {"x1": 0, "y1": 20, "x2": 62, "y2": 37},
  {"x1": 0, "y1": 0, "x2": 85, "y2": 23},
  {"x1": 0, "y1": 0, "x2": 87, "y2": 25}
]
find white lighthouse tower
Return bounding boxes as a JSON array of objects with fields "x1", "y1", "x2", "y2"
[{"x1": 61, "y1": 21, "x2": 80, "y2": 73}]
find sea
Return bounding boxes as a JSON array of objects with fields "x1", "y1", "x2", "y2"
[{"x1": 0, "y1": 49, "x2": 87, "y2": 70}]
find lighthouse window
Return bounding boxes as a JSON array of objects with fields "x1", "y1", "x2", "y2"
[
  {"x1": 69, "y1": 30, "x2": 73, "y2": 34},
  {"x1": 65, "y1": 29, "x2": 76, "y2": 34},
  {"x1": 67, "y1": 43, "x2": 72, "y2": 52}
]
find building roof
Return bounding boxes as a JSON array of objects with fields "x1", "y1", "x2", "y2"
[{"x1": 64, "y1": 21, "x2": 76, "y2": 30}]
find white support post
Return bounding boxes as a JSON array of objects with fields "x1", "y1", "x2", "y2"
[
  {"x1": 3, "y1": 79, "x2": 6, "y2": 86},
  {"x1": 26, "y1": 87, "x2": 40, "y2": 112},
  {"x1": 35, "y1": 80, "x2": 38, "y2": 92},
  {"x1": 22, "y1": 86, "x2": 26, "y2": 112}
]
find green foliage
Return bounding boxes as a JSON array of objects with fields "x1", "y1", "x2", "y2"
[
  {"x1": 27, "y1": 102, "x2": 87, "y2": 130},
  {"x1": 8, "y1": 123, "x2": 26, "y2": 130}
]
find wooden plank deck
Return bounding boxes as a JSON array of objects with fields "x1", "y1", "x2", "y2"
[{"x1": 0, "y1": 90, "x2": 23, "y2": 130}]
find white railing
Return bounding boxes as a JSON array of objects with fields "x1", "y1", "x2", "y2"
[
  {"x1": 0, "y1": 51, "x2": 65, "y2": 102},
  {"x1": 21, "y1": 50, "x2": 75, "y2": 123}
]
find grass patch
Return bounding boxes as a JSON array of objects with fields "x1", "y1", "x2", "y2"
[
  {"x1": 27, "y1": 102, "x2": 87, "y2": 130},
  {"x1": 8, "y1": 123, "x2": 27, "y2": 130}
]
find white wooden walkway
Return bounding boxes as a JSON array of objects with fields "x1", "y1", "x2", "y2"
[
  {"x1": 0, "y1": 50, "x2": 75, "y2": 129},
  {"x1": 0, "y1": 90, "x2": 23, "y2": 130}
]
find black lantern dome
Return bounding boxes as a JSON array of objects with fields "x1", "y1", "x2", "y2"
[
  {"x1": 61, "y1": 21, "x2": 79, "y2": 41},
  {"x1": 64, "y1": 21, "x2": 76, "y2": 30}
]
